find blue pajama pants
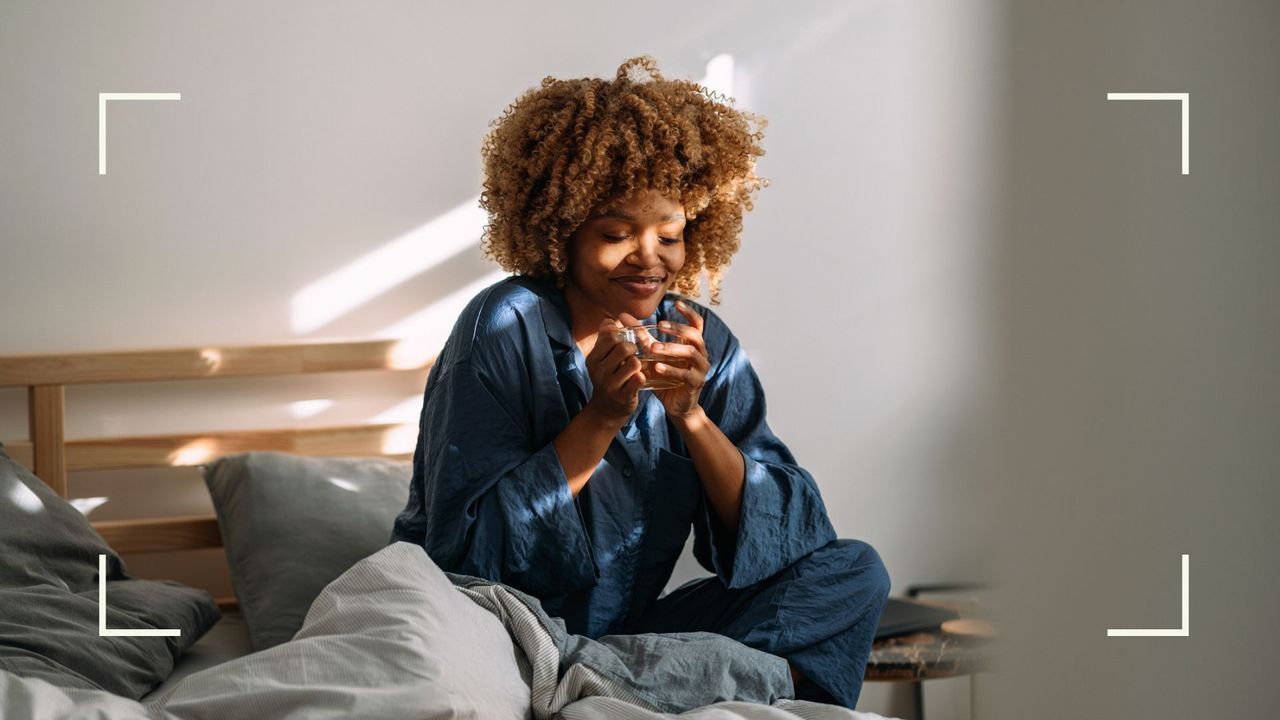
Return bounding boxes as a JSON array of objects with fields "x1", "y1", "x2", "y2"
[{"x1": 631, "y1": 538, "x2": 891, "y2": 709}]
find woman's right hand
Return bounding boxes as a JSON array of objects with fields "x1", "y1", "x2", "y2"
[{"x1": 583, "y1": 317, "x2": 645, "y2": 428}]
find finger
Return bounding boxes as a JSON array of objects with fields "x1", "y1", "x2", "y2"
[
  {"x1": 614, "y1": 312, "x2": 656, "y2": 351},
  {"x1": 656, "y1": 320, "x2": 707, "y2": 356},
  {"x1": 649, "y1": 342, "x2": 710, "y2": 372},
  {"x1": 585, "y1": 338, "x2": 610, "y2": 364},
  {"x1": 625, "y1": 371, "x2": 646, "y2": 395},
  {"x1": 610, "y1": 360, "x2": 645, "y2": 393},
  {"x1": 593, "y1": 348, "x2": 637, "y2": 391},
  {"x1": 632, "y1": 333, "x2": 660, "y2": 356},
  {"x1": 673, "y1": 299, "x2": 705, "y2": 331},
  {"x1": 597, "y1": 341, "x2": 638, "y2": 372},
  {"x1": 652, "y1": 361, "x2": 700, "y2": 386},
  {"x1": 588, "y1": 320, "x2": 626, "y2": 363}
]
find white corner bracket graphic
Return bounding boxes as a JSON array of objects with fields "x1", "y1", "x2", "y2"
[
  {"x1": 98, "y1": 554, "x2": 181, "y2": 637},
  {"x1": 98, "y1": 92, "x2": 181, "y2": 175},
  {"x1": 1106, "y1": 92, "x2": 1189, "y2": 175},
  {"x1": 1107, "y1": 554, "x2": 1189, "y2": 637}
]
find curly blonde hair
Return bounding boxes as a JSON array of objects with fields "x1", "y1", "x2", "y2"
[{"x1": 478, "y1": 56, "x2": 767, "y2": 304}]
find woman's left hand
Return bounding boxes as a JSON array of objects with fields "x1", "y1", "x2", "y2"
[{"x1": 651, "y1": 300, "x2": 711, "y2": 419}]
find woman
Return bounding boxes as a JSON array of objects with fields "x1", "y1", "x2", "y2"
[{"x1": 391, "y1": 57, "x2": 890, "y2": 709}]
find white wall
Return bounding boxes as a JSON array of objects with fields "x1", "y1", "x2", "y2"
[
  {"x1": 1, "y1": 3, "x2": 1000, "y2": 716},
  {"x1": 984, "y1": 2, "x2": 1280, "y2": 718}
]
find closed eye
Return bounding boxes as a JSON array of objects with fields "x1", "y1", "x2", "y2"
[{"x1": 601, "y1": 232, "x2": 683, "y2": 245}]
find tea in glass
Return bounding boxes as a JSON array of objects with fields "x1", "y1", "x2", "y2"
[{"x1": 617, "y1": 325, "x2": 690, "y2": 391}]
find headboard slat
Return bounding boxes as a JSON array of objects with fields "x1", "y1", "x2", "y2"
[
  {"x1": 28, "y1": 385, "x2": 68, "y2": 497},
  {"x1": 92, "y1": 515, "x2": 222, "y2": 554},
  {"x1": 4, "y1": 441, "x2": 34, "y2": 472},
  {"x1": 70, "y1": 422, "x2": 415, "y2": 471},
  {"x1": 0, "y1": 339, "x2": 432, "y2": 387},
  {"x1": 2, "y1": 423, "x2": 416, "y2": 472}
]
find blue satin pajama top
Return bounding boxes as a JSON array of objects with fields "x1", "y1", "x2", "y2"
[{"x1": 390, "y1": 275, "x2": 836, "y2": 638}]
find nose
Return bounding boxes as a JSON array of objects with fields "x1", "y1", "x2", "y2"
[{"x1": 626, "y1": 232, "x2": 662, "y2": 267}]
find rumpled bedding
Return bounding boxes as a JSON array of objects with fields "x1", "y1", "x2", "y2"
[{"x1": 0, "y1": 543, "x2": 895, "y2": 720}]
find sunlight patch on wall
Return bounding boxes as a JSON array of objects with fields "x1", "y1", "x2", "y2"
[
  {"x1": 381, "y1": 269, "x2": 509, "y2": 370},
  {"x1": 700, "y1": 53, "x2": 735, "y2": 100},
  {"x1": 291, "y1": 198, "x2": 486, "y2": 334}
]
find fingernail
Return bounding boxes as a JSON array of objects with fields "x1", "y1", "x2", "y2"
[
  {"x1": 655, "y1": 363, "x2": 666, "y2": 372},
  {"x1": 659, "y1": 321, "x2": 670, "y2": 329}
]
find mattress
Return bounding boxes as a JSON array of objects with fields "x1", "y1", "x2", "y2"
[{"x1": 141, "y1": 611, "x2": 252, "y2": 704}]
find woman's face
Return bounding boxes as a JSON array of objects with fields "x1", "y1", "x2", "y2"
[{"x1": 565, "y1": 189, "x2": 687, "y2": 323}]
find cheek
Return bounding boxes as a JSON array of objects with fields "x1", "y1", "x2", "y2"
[
  {"x1": 589, "y1": 246, "x2": 632, "y2": 275},
  {"x1": 665, "y1": 244, "x2": 686, "y2": 271},
  {"x1": 568, "y1": 238, "x2": 609, "y2": 277},
  {"x1": 572, "y1": 248, "x2": 624, "y2": 288}
]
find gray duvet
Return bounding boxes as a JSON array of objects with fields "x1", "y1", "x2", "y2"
[{"x1": 0, "y1": 543, "x2": 892, "y2": 720}]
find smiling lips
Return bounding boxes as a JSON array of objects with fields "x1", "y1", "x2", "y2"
[{"x1": 612, "y1": 275, "x2": 666, "y2": 297}]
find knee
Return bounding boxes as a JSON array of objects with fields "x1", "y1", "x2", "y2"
[{"x1": 808, "y1": 538, "x2": 891, "y2": 602}]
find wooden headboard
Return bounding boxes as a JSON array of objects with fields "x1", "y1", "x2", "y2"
[{"x1": 0, "y1": 339, "x2": 433, "y2": 609}]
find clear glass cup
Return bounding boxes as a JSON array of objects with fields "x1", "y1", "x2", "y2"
[{"x1": 617, "y1": 324, "x2": 689, "y2": 391}]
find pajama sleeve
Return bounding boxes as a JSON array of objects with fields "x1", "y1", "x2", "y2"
[
  {"x1": 690, "y1": 315, "x2": 837, "y2": 590},
  {"x1": 397, "y1": 357, "x2": 600, "y2": 599}
]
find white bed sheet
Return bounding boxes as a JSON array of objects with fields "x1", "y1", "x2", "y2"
[{"x1": 140, "y1": 611, "x2": 252, "y2": 704}]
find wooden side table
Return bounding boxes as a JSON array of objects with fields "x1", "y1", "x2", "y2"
[
  {"x1": 864, "y1": 583, "x2": 993, "y2": 720},
  {"x1": 865, "y1": 628, "x2": 989, "y2": 681}
]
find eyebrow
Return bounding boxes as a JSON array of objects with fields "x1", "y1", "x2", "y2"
[{"x1": 595, "y1": 208, "x2": 686, "y2": 223}]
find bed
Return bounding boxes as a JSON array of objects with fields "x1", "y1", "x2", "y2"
[{"x1": 0, "y1": 339, "x2": 895, "y2": 719}]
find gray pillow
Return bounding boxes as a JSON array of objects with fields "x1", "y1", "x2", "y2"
[
  {"x1": 202, "y1": 451, "x2": 411, "y2": 651},
  {"x1": 154, "y1": 543, "x2": 532, "y2": 720},
  {"x1": 0, "y1": 444, "x2": 221, "y2": 699}
]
